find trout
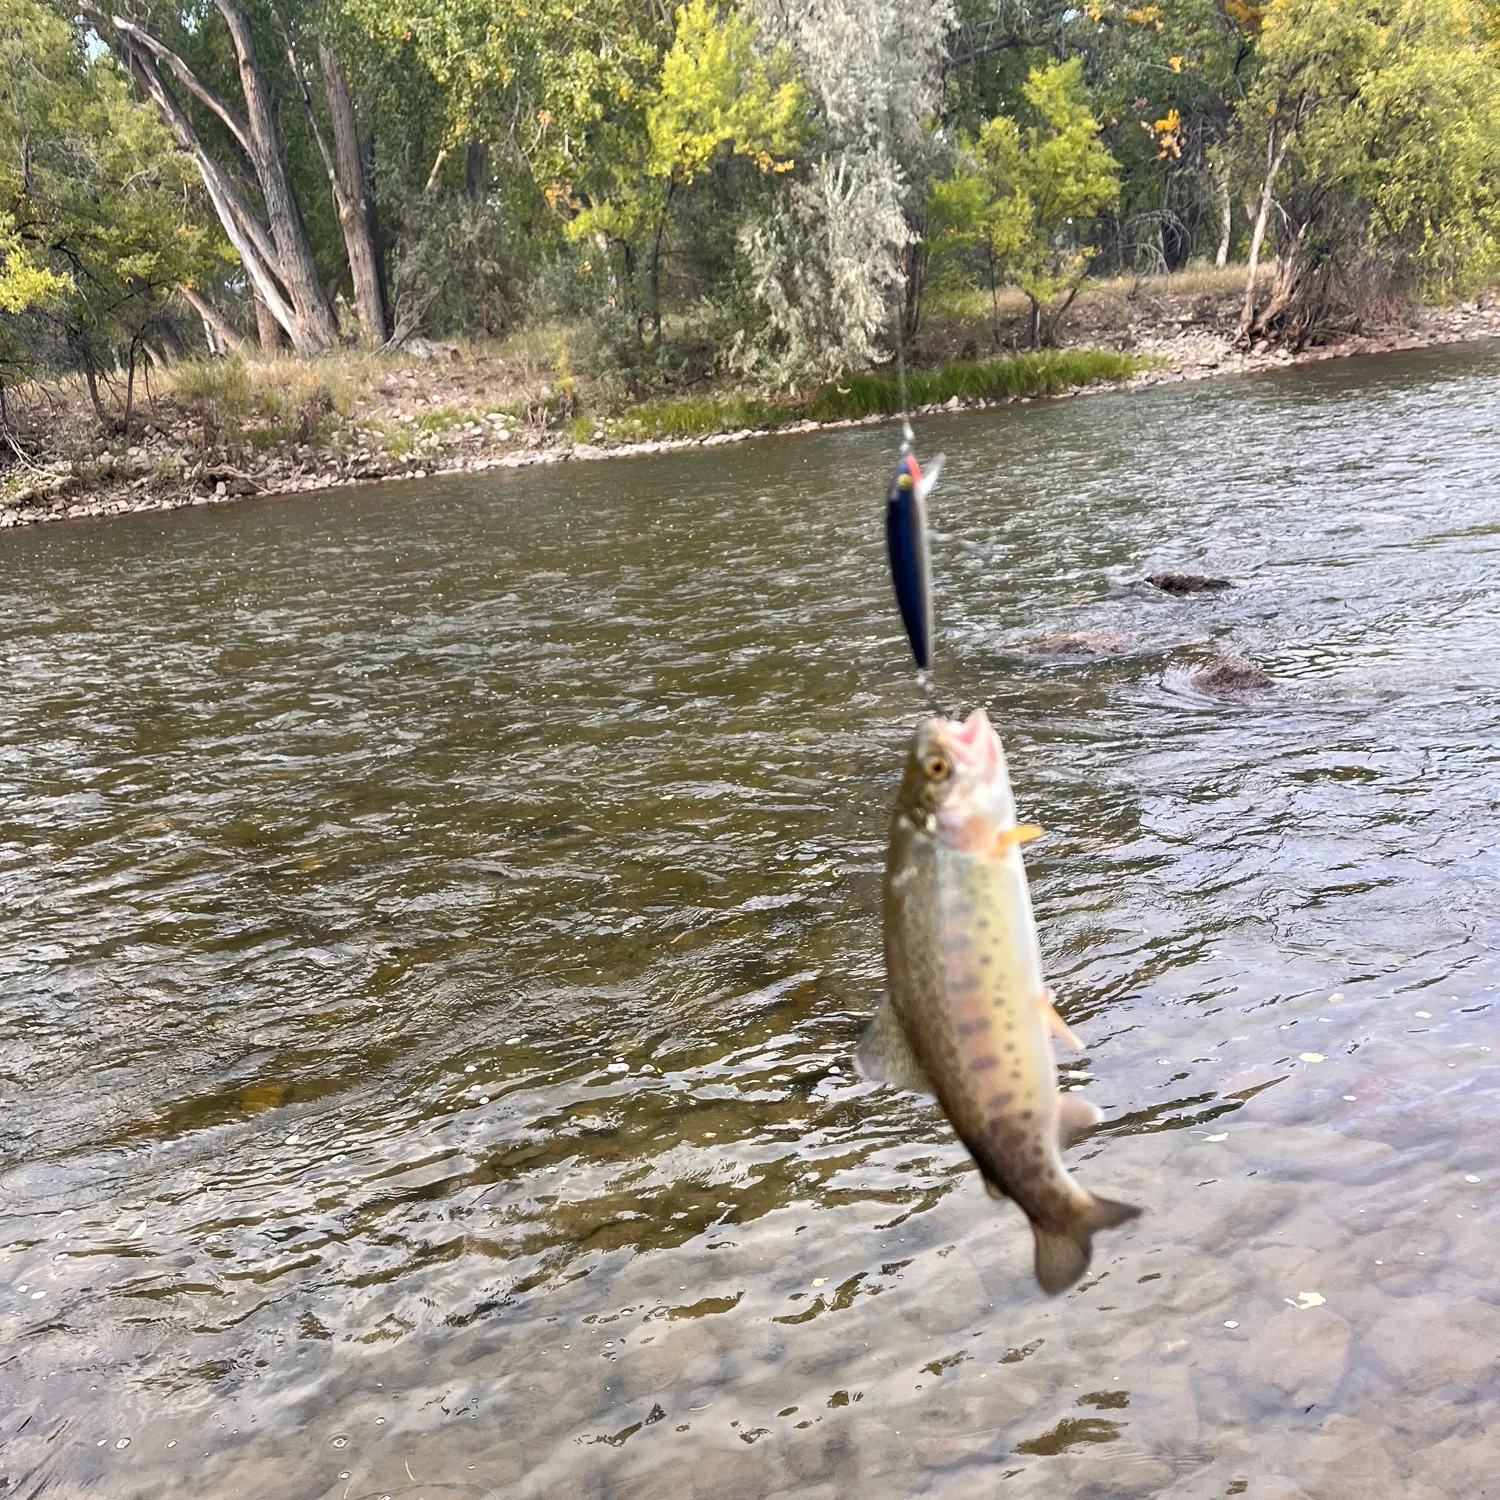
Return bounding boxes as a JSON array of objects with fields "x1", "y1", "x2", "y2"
[{"x1": 858, "y1": 708, "x2": 1141, "y2": 1294}]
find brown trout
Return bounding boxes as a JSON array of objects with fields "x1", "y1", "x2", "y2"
[{"x1": 858, "y1": 708, "x2": 1140, "y2": 1294}]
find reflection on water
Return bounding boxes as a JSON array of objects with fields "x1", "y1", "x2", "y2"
[{"x1": 3, "y1": 344, "x2": 1500, "y2": 1498}]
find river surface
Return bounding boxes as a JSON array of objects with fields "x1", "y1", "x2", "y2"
[{"x1": 3, "y1": 344, "x2": 1500, "y2": 1499}]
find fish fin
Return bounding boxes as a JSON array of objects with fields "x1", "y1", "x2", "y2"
[
  {"x1": 1040, "y1": 989, "x2": 1084, "y2": 1051},
  {"x1": 914, "y1": 453, "x2": 944, "y2": 502},
  {"x1": 855, "y1": 997, "x2": 937, "y2": 1097},
  {"x1": 983, "y1": 1178, "x2": 1009, "y2": 1202},
  {"x1": 993, "y1": 823, "x2": 1044, "y2": 856},
  {"x1": 1032, "y1": 1195, "x2": 1143, "y2": 1296},
  {"x1": 1055, "y1": 1092, "x2": 1102, "y2": 1149}
]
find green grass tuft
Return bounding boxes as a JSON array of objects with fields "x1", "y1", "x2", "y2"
[
  {"x1": 804, "y1": 349, "x2": 1137, "y2": 421},
  {"x1": 605, "y1": 349, "x2": 1134, "y2": 441},
  {"x1": 608, "y1": 393, "x2": 797, "y2": 442}
]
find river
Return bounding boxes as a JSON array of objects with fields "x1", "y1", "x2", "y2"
[{"x1": 3, "y1": 343, "x2": 1499, "y2": 1499}]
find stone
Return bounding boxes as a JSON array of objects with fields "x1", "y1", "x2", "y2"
[
  {"x1": 1147, "y1": 571, "x2": 1233, "y2": 595},
  {"x1": 1027, "y1": 630, "x2": 1135, "y2": 657},
  {"x1": 1236, "y1": 1309, "x2": 1350, "y2": 1407},
  {"x1": 1187, "y1": 655, "x2": 1272, "y2": 693}
]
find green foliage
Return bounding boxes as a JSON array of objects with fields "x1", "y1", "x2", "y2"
[
  {"x1": 0, "y1": 0, "x2": 216, "y2": 415},
  {"x1": 649, "y1": 0, "x2": 803, "y2": 185},
  {"x1": 0, "y1": 224, "x2": 67, "y2": 315},
  {"x1": 609, "y1": 390, "x2": 791, "y2": 438},
  {"x1": 1227, "y1": 0, "x2": 1500, "y2": 340},
  {"x1": 350, "y1": 0, "x2": 662, "y2": 174},
  {"x1": 565, "y1": 0, "x2": 805, "y2": 344},
  {"x1": 803, "y1": 348, "x2": 1136, "y2": 419},
  {"x1": 9, "y1": 0, "x2": 1500, "y2": 400},
  {"x1": 608, "y1": 348, "x2": 1135, "y2": 438},
  {"x1": 929, "y1": 60, "x2": 1121, "y2": 345}
]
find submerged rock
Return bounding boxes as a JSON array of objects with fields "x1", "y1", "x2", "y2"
[
  {"x1": 1148, "y1": 571, "x2": 1233, "y2": 595},
  {"x1": 1027, "y1": 630, "x2": 1135, "y2": 656},
  {"x1": 1188, "y1": 654, "x2": 1272, "y2": 693}
]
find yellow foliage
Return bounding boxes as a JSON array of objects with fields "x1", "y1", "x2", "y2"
[
  {"x1": 1224, "y1": 0, "x2": 1266, "y2": 32},
  {"x1": 648, "y1": 0, "x2": 803, "y2": 185}
]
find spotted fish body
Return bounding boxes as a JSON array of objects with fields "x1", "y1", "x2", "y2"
[{"x1": 859, "y1": 708, "x2": 1140, "y2": 1294}]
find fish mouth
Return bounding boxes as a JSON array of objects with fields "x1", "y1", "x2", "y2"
[
  {"x1": 924, "y1": 709, "x2": 1009, "y2": 850},
  {"x1": 927, "y1": 708, "x2": 1001, "y2": 779}
]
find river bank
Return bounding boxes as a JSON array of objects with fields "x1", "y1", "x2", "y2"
[{"x1": 3, "y1": 279, "x2": 1498, "y2": 530}]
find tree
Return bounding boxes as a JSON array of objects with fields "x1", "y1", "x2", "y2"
[
  {"x1": 1232, "y1": 0, "x2": 1500, "y2": 345},
  {"x1": 563, "y1": 0, "x2": 803, "y2": 343},
  {"x1": 736, "y1": 0, "x2": 957, "y2": 379},
  {"x1": 85, "y1": 0, "x2": 400, "y2": 350},
  {"x1": 930, "y1": 58, "x2": 1120, "y2": 346},
  {"x1": 0, "y1": 0, "x2": 216, "y2": 427}
]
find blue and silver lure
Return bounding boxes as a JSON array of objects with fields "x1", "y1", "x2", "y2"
[{"x1": 885, "y1": 440, "x2": 944, "y2": 671}]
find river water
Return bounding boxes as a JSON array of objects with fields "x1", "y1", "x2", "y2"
[{"x1": 3, "y1": 344, "x2": 1499, "y2": 1499}]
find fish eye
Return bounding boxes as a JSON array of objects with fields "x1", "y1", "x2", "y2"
[{"x1": 923, "y1": 751, "x2": 950, "y2": 780}]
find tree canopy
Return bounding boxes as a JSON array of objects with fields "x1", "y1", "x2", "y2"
[{"x1": 3, "y1": 0, "x2": 1500, "y2": 416}]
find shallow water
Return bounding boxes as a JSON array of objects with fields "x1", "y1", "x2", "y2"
[{"x1": 3, "y1": 344, "x2": 1500, "y2": 1499}]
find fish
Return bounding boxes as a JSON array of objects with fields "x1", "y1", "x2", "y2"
[
  {"x1": 857, "y1": 707, "x2": 1141, "y2": 1294},
  {"x1": 885, "y1": 450, "x2": 942, "y2": 671}
]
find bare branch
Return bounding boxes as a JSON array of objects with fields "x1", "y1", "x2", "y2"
[{"x1": 96, "y1": 9, "x2": 256, "y2": 160}]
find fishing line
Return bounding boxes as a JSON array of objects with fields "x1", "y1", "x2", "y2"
[{"x1": 894, "y1": 299, "x2": 915, "y2": 457}]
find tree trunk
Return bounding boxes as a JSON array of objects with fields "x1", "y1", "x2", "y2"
[
  {"x1": 465, "y1": 139, "x2": 488, "y2": 201},
  {"x1": 255, "y1": 295, "x2": 286, "y2": 351},
  {"x1": 180, "y1": 285, "x2": 245, "y2": 353},
  {"x1": 648, "y1": 222, "x2": 665, "y2": 344},
  {"x1": 110, "y1": 33, "x2": 300, "y2": 341},
  {"x1": 901, "y1": 238, "x2": 926, "y2": 343},
  {"x1": 79, "y1": 354, "x2": 111, "y2": 429},
  {"x1": 215, "y1": 0, "x2": 337, "y2": 353},
  {"x1": 361, "y1": 131, "x2": 390, "y2": 327},
  {"x1": 1041, "y1": 282, "x2": 1080, "y2": 346},
  {"x1": 1248, "y1": 219, "x2": 1312, "y2": 346},
  {"x1": 318, "y1": 42, "x2": 388, "y2": 342},
  {"x1": 1027, "y1": 296, "x2": 1041, "y2": 348},
  {"x1": 986, "y1": 249, "x2": 1002, "y2": 349},
  {"x1": 1240, "y1": 124, "x2": 1292, "y2": 339},
  {"x1": 1214, "y1": 167, "x2": 1232, "y2": 269},
  {"x1": 123, "y1": 340, "x2": 139, "y2": 434}
]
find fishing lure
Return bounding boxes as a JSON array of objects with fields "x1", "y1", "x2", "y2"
[{"x1": 885, "y1": 447, "x2": 943, "y2": 671}]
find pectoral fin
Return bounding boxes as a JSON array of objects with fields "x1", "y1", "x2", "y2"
[
  {"x1": 1041, "y1": 988, "x2": 1084, "y2": 1051},
  {"x1": 993, "y1": 823, "x2": 1044, "y2": 856},
  {"x1": 1056, "y1": 1092, "x2": 1102, "y2": 1148},
  {"x1": 856, "y1": 996, "x2": 937, "y2": 1097}
]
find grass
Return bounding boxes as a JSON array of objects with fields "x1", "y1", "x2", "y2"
[
  {"x1": 607, "y1": 348, "x2": 1137, "y2": 442},
  {"x1": 167, "y1": 355, "x2": 359, "y2": 426},
  {"x1": 805, "y1": 348, "x2": 1137, "y2": 421},
  {"x1": 148, "y1": 316, "x2": 1144, "y2": 465},
  {"x1": 608, "y1": 392, "x2": 796, "y2": 441}
]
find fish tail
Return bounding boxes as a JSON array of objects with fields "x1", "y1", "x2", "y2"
[{"x1": 1032, "y1": 1194, "x2": 1142, "y2": 1296}]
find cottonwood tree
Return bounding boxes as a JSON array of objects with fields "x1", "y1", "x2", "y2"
[
  {"x1": 563, "y1": 0, "x2": 803, "y2": 344},
  {"x1": 1233, "y1": 0, "x2": 1500, "y2": 345},
  {"x1": 85, "y1": 0, "x2": 388, "y2": 350},
  {"x1": 929, "y1": 58, "x2": 1119, "y2": 346}
]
